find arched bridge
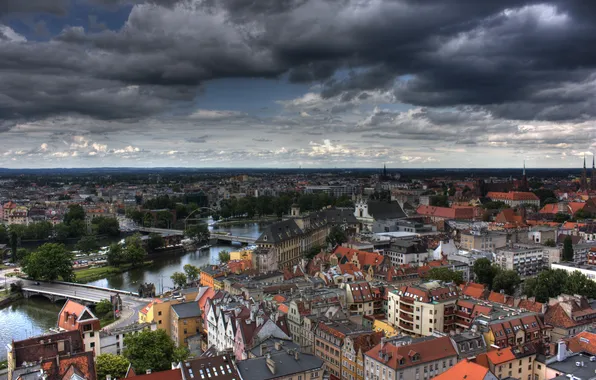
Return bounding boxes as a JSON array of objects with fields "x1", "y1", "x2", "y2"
[
  {"x1": 137, "y1": 227, "x2": 256, "y2": 244},
  {"x1": 21, "y1": 280, "x2": 140, "y2": 304}
]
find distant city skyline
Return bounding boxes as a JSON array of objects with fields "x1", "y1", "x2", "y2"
[{"x1": 1, "y1": 1, "x2": 596, "y2": 168}]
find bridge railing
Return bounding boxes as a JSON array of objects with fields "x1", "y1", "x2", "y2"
[
  {"x1": 22, "y1": 288, "x2": 101, "y2": 303},
  {"x1": 50, "y1": 280, "x2": 140, "y2": 297}
]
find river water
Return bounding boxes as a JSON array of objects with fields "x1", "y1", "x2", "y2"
[{"x1": 0, "y1": 222, "x2": 265, "y2": 360}]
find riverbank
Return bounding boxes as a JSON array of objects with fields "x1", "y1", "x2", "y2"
[
  {"x1": 213, "y1": 217, "x2": 279, "y2": 227},
  {"x1": 74, "y1": 261, "x2": 153, "y2": 283},
  {"x1": 0, "y1": 291, "x2": 22, "y2": 308}
]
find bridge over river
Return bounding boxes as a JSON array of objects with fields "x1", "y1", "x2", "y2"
[
  {"x1": 137, "y1": 227, "x2": 257, "y2": 244},
  {"x1": 21, "y1": 279, "x2": 142, "y2": 304}
]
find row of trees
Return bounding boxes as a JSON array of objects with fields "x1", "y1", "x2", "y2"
[
  {"x1": 170, "y1": 264, "x2": 201, "y2": 288},
  {"x1": 97, "y1": 329, "x2": 189, "y2": 378},
  {"x1": 524, "y1": 269, "x2": 596, "y2": 302},
  {"x1": 106, "y1": 234, "x2": 147, "y2": 267}
]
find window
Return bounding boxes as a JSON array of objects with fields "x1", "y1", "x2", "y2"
[
  {"x1": 158, "y1": 311, "x2": 162, "y2": 316},
  {"x1": 90, "y1": 342, "x2": 95, "y2": 348},
  {"x1": 90, "y1": 332, "x2": 94, "y2": 338}
]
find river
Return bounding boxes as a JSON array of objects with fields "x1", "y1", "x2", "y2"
[{"x1": 0, "y1": 222, "x2": 265, "y2": 360}]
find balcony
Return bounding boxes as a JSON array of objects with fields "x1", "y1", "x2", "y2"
[
  {"x1": 399, "y1": 313, "x2": 413, "y2": 322},
  {"x1": 399, "y1": 321, "x2": 414, "y2": 331},
  {"x1": 400, "y1": 303, "x2": 414, "y2": 313},
  {"x1": 444, "y1": 308, "x2": 455, "y2": 316},
  {"x1": 400, "y1": 296, "x2": 415, "y2": 306}
]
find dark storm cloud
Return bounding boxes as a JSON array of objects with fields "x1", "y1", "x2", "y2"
[
  {"x1": 3, "y1": 0, "x2": 596, "y2": 125},
  {"x1": 0, "y1": 0, "x2": 69, "y2": 16}
]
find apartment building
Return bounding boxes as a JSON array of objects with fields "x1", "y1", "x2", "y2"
[
  {"x1": 545, "y1": 294, "x2": 596, "y2": 341},
  {"x1": 386, "y1": 281, "x2": 460, "y2": 336},
  {"x1": 170, "y1": 302, "x2": 202, "y2": 347},
  {"x1": 486, "y1": 192, "x2": 540, "y2": 207},
  {"x1": 476, "y1": 343, "x2": 537, "y2": 380},
  {"x1": 344, "y1": 281, "x2": 375, "y2": 317},
  {"x1": 495, "y1": 244, "x2": 545, "y2": 278},
  {"x1": 57, "y1": 300, "x2": 101, "y2": 354},
  {"x1": 460, "y1": 230, "x2": 507, "y2": 251},
  {"x1": 314, "y1": 319, "x2": 370, "y2": 379},
  {"x1": 472, "y1": 309, "x2": 547, "y2": 349},
  {"x1": 384, "y1": 239, "x2": 429, "y2": 266},
  {"x1": 342, "y1": 332, "x2": 383, "y2": 380},
  {"x1": 364, "y1": 336, "x2": 458, "y2": 380}
]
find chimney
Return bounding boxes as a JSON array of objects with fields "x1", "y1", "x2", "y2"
[
  {"x1": 294, "y1": 351, "x2": 300, "y2": 361},
  {"x1": 265, "y1": 353, "x2": 276, "y2": 375},
  {"x1": 557, "y1": 340, "x2": 567, "y2": 362},
  {"x1": 146, "y1": 369, "x2": 152, "y2": 375},
  {"x1": 260, "y1": 344, "x2": 267, "y2": 356},
  {"x1": 275, "y1": 341, "x2": 282, "y2": 351}
]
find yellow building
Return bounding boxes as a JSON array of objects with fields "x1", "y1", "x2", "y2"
[
  {"x1": 230, "y1": 249, "x2": 252, "y2": 262},
  {"x1": 170, "y1": 302, "x2": 202, "y2": 347},
  {"x1": 373, "y1": 320, "x2": 398, "y2": 337},
  {"x1": 138, "y1": 299, "x2": 176, "y2": 335}
]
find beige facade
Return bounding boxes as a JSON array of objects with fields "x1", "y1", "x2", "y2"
[
  {"x1": 460, "y1": 231, "x2": 507, "y2": 251},
  {"x1": 387, "y1": 283, "x2": 459, "y2": 336}
]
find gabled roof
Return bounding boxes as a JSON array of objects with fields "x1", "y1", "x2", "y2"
[
  {"x1": 126, "y1": 369, "x2": 182, "y2": 379},
  {"x1": 434, "y1": 359, "x2": 493, "y2": 380},
  {"x1": 567, "y1": 330, "x2": 596, "y2": 355},
  {"x1": 366, "y1": 200, "x2": 407, "y2": 220},
  {"x1": 365, "y1": 336, "x2": 457, "y2": 370}
]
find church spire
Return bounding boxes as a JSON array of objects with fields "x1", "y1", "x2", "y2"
[
  {"x1": 523, "y1": 160, "x2": 526, "y2": 176},
  {"x1": 584, "y1": 154, "x2": 587, "y2": 169}
]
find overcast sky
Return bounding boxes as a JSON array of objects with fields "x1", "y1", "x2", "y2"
[{"x1": 1, "y1": 1, "x2": 596, "y2": 168}]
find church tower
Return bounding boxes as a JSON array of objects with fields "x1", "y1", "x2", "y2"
[
  {"x1": 591, "y1": 155, "x2": 596, "y2": 191},
  {"x1": 520, "y1": 161, "x2": 528, "y2": 191},
  {"x1": 581, "y1": 154, "x2": 589, "y2": 190}
]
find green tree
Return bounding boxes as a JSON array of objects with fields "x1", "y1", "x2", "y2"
[
  {"x1": 492, "y1": 270, "x2": 520, "y2": 295},
  {"x1": 123, "y1": 329, "x2": 189, "y2": 373},
  {"x1": 562, "y1": 236, "x2": 574, "y2": 262},
  {"x1": 9, "y1": 231, "x2": 18, "y2": 263},
  {"x1": 184, "y1": 223, "x2": 210, "y2": 242},
  {"x1": 68, "y1": 219, "x2": 87, "y2": 238},
  {"x1": 96, "y1": 353, "x2": 130, "y2": 380},
  {"x1": 106, "y1": 243, "x2": 125, "y2": 266},
  {"x1": 147, "y1": 233, "x2": 164, "y2": 251},
  {"x1": 305, "y1": 245, "x2": 322, "y2": 260},
  {"x1": 426, "y1": 267, "x2": 464, "y2": 285},
  {"x1": 170, "y1": 271, "x2": 187, "y2": 288},
  {"x1": 430, "y1": 195, "x2": 449, "y2": 207},
  {"x1": 92, "y1": 217, "x2": 120, "y2": 236},
  {"x1": 95, "y1": 299, "x2": 113, "y2": 317},
  {"x1": 473, "y1": 258, "x2": 498, "y2": 288},
  {"x1": 15, "y1": 248, "x2": 29, "y2": 262},
  {"x1": 76, "y1": 235, "x2": 99, "y2": 254},
  {"x1": 553, "y1": 213, "x2": 570, "y2": 223},
  {"x1": 183, "y1": 264, "x2": 199, "y2": 282},
  {"x1": 54, "y1": 223, "x2": 71, "y2": 242},
  {"x1": 218, "y1": 250, "x2": 230, "y2": 263},
  {"x1": 124, "y1": 234, "x2": 148, "y2": 266},
  {"x1": 64, "y1": 204, "x2": 85, "y2": 225},
  {"x1": 544, "y1": 239, "x2": 556, "y2": 247},
  {"x1": 22, "y1": 243, "x2": 74, "y2": 281},
  {"x1": 326, "y1": 225, "x2": 347, "y2": 247},
  {"x1": 0, "y1": 224, "x2": 7, "y2": 244}
]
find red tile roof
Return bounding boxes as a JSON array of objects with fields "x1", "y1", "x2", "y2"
[
  {"x1": 460, "y1": 282, "x2": 486, "y2": 299},
  {"x1": 434, "y1": 359, "x2": 491, "y2": 380},
  {"x1": 126, "y1": 369, "x2": 182, "y2": 379},
  {"x1": 567, "y1": 331, "x2": 596, "y2": 355},
  {"x1": 365, "y1": 336, "x2": 457, "y2": 370},
  {"x1": 416, "y1": 205, "x2": 474, "y2": 219},
  {"x1": 482, "y1": 347, "x2": 515, "y2": 365},
  {"x1": 487, "y1": 192, "x2": 539, "y2": 201}
]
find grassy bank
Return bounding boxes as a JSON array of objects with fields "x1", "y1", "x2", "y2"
[
  {"x1": 74, "y1": 261, "x2": 153, "y2": 283},
  {"x1": 0, "y1": 290, "x2": 23, "y2": 308}
]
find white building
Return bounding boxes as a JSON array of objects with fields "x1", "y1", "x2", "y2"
[{"x1": 551, "y1": 262, "x2": 596, "y2": 281}]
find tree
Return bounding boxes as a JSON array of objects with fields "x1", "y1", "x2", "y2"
[
  {"x1": 430, "y1": 195, "x2": 449, "y2": 207},
  {"x1": 92, "y1": 217, "x2": 120, "y2": 236},
  {"x1": 147, "y1": 233, "x2": 164, "y2": 251},
  {"x1": 96, "y1": 353, "x2": 130, "y2": 380},
  {"x1": 22, "y1": 243, "x2": 74, "y2": 281},
  {"x1": 326, "y1": 225, "x2": 347, "y2": 247},
  {"x1": 124, "y1": 234, "x2": 148, "y2": 266},
  {"x1": 184, "y1": 223, "x2": 210, "y2": 242},
  {"x1": 9, "y1": 231, "x2": 18, "y2": 263},
  {"x1": 473, "y1": 258, "x2": 498, "y2": 288},
  {"x1": 0, "y1": 225, "x2": 7, "y2": 244},
  {"x1": 305, "y1": 245, "x2": 323, "y2": 260},
  {"x1": 170, "y1": 272, "x2": 187, "y2": 288},
  {"x1": 183, "y1": 264, "x2": 199, "y2": 282},
  {"x1": 76, "y1": 235, "x2": 99, "y2": 254},
  {"x1": 107, "y1": 243, "x2": 125, "y2": 266},
  {"x1": 492, "y1": 270, "x2": 520, "y2": 295},
  {"x1": 54, "y1": 223, "x2": 71, "y2": 242},
  {"x1": 562, "y1": 236, "x2": 574, "y2": 262},
  {"x1": 553, "y1": 212, "x2": 570, "y2": 223},
  {"x1": 64, "y1": 204, "x2": 85, "y2": 225},
  {"x1": 544, "y1": 239, "x2": 556, "y2": 247},
  {"x1": 218, "y1": 250, "x2": 230, "y2": 263},
  {"x1": 123, "y1": 329, "x2": 189, "y2": 373},
  {"x1": 95, "y1": 299, "x2": 113, "y2": 318},
  {"x1": 524, "y1": 269, "x2": 593, "y2": 302},
  {"x1": 426, "y1": 267, "x2": 463, "y2": 284}
]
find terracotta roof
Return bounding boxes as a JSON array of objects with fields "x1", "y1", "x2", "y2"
[
  {"x1": 569, "y1": 202, "x2": 587, "y2": 215},
  {"x1": 40, "y1": 351, "x2": 97, "y2": 380},
  {"x1": 140, "y1": 299, "x2": 163, "y2": 315},
  {"x1": 539, "y1": 204, "x2": 558, "y2": 214},
  {"x1": 434, "y1": 359, "x2": 491, "y2": 380},
  {"x1": 517, "y1": 299, "x2": 544, "y2": 313},
  {"x1": 487, "y1": 192, "x2": 539, "y2": 201},
  {"x1": 545, "y1": 300, "x2": 596, "y2": 328},
  {"x1": 483, "y1": 347, "x2": 516, "y2": 365},
  {"x1": 365, "y1": 336, "x2": 457, "y2": 370},
  {"x1": 567, "y1": 331, "x2": 596, "y2": 355},
  {"x1": 416, "y1": 205, "x2": 474, "y2": 219},
  {"x1": 460, "y1": 282, "x2": 486, "y2": 299}
]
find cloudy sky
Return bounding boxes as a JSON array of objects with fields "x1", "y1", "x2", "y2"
[{"x1": 1, "y1": 0, "x2": 596, "y2": 168}]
